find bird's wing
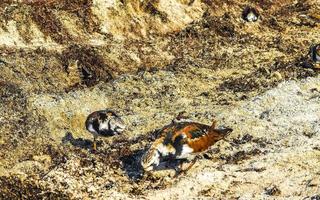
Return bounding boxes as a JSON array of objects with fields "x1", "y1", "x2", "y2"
[{"x1": 171, "y1": 123, "x2": 208, "y2": 144}]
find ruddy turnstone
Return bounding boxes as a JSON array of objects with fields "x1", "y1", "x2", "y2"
[
  {"x1": 85, "y1": 109, "x2": 126, "y2": 151},
  {"x1": 141, "y1": 118, "x2": 232, "y2": 175},
  {"x1": 242, "y1": 6, "x2": 259, "y2": 22},
  {"x1": 311, "y1": 44, "x2": 320, "y2": 63}
]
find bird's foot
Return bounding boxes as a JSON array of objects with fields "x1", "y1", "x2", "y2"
[{"x1": 173, "y1": 158, "x2": 197, "y2": 178}]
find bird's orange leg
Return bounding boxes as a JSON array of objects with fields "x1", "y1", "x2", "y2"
[
  {"x1": 184, "y1": 158, "x2": 197, "y2": 172},
  {"x1": 174, "y1": 157, "x2": 197, "y2": 178},
  {"x1": 92, "y1": 136, "x2": 97, "y2": 152}
]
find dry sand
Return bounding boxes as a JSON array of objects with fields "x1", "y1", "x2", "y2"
[{"x1": 0, "y1": 0, "x2": 320, "y2": 199}]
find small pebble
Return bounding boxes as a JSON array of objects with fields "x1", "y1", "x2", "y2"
[{"x1": 272, "y1": 71, "x2": 282, "y2": 81}]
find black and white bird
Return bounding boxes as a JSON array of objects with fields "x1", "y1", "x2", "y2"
[
  {"x1": 242, "y1": 6, "x2": 259, "y2": 22},
  {"x1": 85, "y1": 109, "x2": 126, "y2": 151},
  {"x1": 311, "y1": 44, "x2": 320, "y2": 63}
]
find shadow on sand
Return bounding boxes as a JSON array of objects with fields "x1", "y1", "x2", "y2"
[
  {"x1": 61, "y1": 132, "x2": 102, "y2": 150},
  {"x1": 60, "y1": 131, "x2": 181, "y2": 181}
]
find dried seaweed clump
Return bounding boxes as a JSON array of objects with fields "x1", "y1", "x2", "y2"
[
  {"x1": 0, "y1": 176, "x2": 69, "y2": 199},
  {"x1": 27, "y1": 0, "x2": 98, "y2": 43},
  {"x1": 61, "y1": 45, "x2": 113, "y2": 87}
]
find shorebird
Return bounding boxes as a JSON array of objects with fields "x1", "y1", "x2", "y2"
[
  {"x1": 141, "y1": 115, "x2": 232, "y2": 176},
  {"x1": 85, "y1": 109, "x2": 126, "y2": 151},
  {"x1": 311, "y1": 44, "x2": 320, "y2": 63},
  {"x1": 242, "y1": 6, "x2": 259, "y2": 22}
]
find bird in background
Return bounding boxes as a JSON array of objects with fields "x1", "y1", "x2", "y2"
[
  {"x1": 242, "y1": 6, "x2": 259, "y2": 22},
  {"x1": 311, "y1": 44, "x2": 320, "y2": 63},
  {"x1": 141, "y1": 113, "x2": 233, "y2": 176},
  {"x1": 85, "y1": 109, "x2": 126, "y2": 151}
]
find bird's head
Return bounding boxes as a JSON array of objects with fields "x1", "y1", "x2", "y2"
[
  {"x1": 108, "y1": 115, "x2": 126, "y2": 134},
  {"x1": 141, "y1": 147, "x2": 160, "y2": 172},
  {"x1": 99, "y1": 110, "x2": 126, "y2": 135}
]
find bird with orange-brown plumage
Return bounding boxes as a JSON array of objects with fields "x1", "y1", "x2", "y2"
[{"x1": 141, "y1": 114, "x2": 232, "y2": 176}]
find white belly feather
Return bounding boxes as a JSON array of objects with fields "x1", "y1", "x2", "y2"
[{"x1": 177, "y1": 144, "x2": 194, "y2": 159}]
